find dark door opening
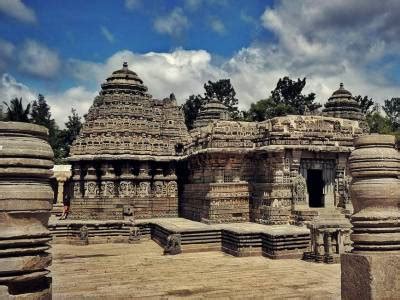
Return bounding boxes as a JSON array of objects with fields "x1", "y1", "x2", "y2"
[{"x1": 307, "y1": 169, "x2": 324, "y2": 207}]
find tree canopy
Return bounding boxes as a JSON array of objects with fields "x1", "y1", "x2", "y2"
[
  {"x1": 246, "y1": 76, "x2": 321, "y2": 121},
  {"x1": 2, "y1": 95, "x2": 83, "y2": 163},
  {"x1": 354, "y1": 95, "x2": 375, "y2": 114},
  {"x1": 59, "y1": 108, "x2": 83, "y2": 157},
  {"x1": 203, "y1": 79, "x2": 239, "y2": 119},
  {"x1": 181, "y1": 79, "x2": 240, "y2": 129},
  {"x1": 383, "y1": 97, "x2": 400, "y2": 131},
  {"x1": 3, "y1": 98, "x2": 31, "y2": 122}
]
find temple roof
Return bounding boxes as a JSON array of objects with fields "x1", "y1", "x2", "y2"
[
  {"x1": 193, "y1": 94, "x2": 230, "y2": 129},
  {"x1": 69, "y1": 63, "x2": 191, "y2": 158},
  {"x1": 322, "y1": 83, "x2": 364, "y2": 122},
  {"x1": 100, "y1": 62, "x2": 148, "y2": 95}
]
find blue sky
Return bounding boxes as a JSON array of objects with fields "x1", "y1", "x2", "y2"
[{"x1": 1, "y1": 0, "x2": 400, "y2": 125}]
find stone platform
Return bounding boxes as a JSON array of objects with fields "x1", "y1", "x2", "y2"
[
  {"x1": 50, "y1": 217, "x2": 311, "y2": 259},
  {"x1": 51, "y1": 241, "x2": 341, "y2": 299}
]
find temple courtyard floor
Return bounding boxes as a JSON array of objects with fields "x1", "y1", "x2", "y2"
[{"x1": 51, "y1": 240, "x2": 340, "y2": 299}]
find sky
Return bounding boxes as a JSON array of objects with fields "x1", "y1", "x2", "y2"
[{"x1": 1, "y1": 0, "x2": 400, "y2": 126}]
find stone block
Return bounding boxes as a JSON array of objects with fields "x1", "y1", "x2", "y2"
[{"x1": 341, "y1": 252, "x2": 400, "y2": 300}]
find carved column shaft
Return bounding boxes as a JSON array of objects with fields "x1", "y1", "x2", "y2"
[
  {"x1": 341, "y1": 135, "x2": 400, "y2": 300},
  {"x1": 0, "y1": 122, "x2": 53, "y2": 298}
]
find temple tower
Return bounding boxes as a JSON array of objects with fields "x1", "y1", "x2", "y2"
[
  {"x1": 193, "y1": 93, "x2": 230, "y2": 128},
  {"x1": 322, "y1": 83, "x2": 366, "y2": 123},
  {"x1": 68, "y1": 62, "x2": 190, "y2": 220}
]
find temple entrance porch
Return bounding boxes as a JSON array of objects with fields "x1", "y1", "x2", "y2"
[{"x1": 300, "y1": 159, "x2": 335, "y2": 209}]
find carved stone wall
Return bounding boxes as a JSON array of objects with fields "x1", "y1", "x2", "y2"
[
  {"x1": 182, "y1": 153, "x2": 250, "y2": 223},
  {"x1": 69, "y1": 160, "x2": 178, "y2": 220}
]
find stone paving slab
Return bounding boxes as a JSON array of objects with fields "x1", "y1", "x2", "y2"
[
  {"x1": 135, "y1": 217, "x2": 310, "y2": 235},
  {"x1": 51, "y1": 240, "x2": 340, "y2": 299}
]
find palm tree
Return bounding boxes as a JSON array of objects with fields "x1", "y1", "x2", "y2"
[{"x1": 3, "y1": 98, "x2": 31, "y2": 122}]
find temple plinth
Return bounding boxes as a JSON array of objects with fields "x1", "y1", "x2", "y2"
[{"x1": 341, "y1": 134, "x2": 400, "y2": 299}]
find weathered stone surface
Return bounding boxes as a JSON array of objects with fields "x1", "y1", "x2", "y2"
[
  {"x1": 51, "y1": 241, "x2": 341, "y2": 299},
  {"x1": 341, "y1": 253, "x2": 400, "y2": 300},
  {"x1": 0, "y1": 122, "x2": 53, "y2": 299},
  {"x1": 341, "y1": 134, "x2": 400, "y2": 299},
  {"x1": 348, "y1": 134, "x2": 400, "y2": 252},
  {"x1": 322, "y1": 83, "x2": 367, "y2": 130},
  {"x1": 164, "y1": 233, "x2": 182, "y2": 255},
  {"x1": 67, "y1": 63, "x2": 185, "y2": 220}
]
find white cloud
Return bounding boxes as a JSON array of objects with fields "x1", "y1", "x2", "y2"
[
  {"x1": 0, "y1": 73, "x2": 36, "y2": 105},
  {"x1": 18, "y1": 39, "x2": 61, "y2": 78},
  {"x1": 256, "y1": 0, "x2": 400, "y2": 105},
  {"x1": 0, "y1": 0, "x2": 36, "y2": 23},
  {"x1": 184, "y1": 0, "x2": 202, "y2": 11},
  {"x1": 153, "y1": 7, "x2": 189, "y2": 37},
  {"x1": 46, "y1": 86, "x2": 96, "y2": 126},
  {"x1": 209, "y1": 18, "x2": 226, "y2": 35},
  {"x1": 125, "y1": 0, "x2": 141, "y2": 11},
  {"x1": 5, "y1": 0, "x2": 400, "y2": 126},
  {"x1": 0, "y1": 73, "x2": 94, "y2": 127},
  {"x1": 0, "y1": 39, "x2": 15, "y2": 70},
  {"x1": 100, "y1": 26, "x2": 115, "y2": 43},
  {"x1": 68, "y1": 49, "x2": 225, "y2": 103}
]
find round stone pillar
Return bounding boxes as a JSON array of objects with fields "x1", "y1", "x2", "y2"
[
  {"x1": 341, "y1": 135, "x2": 400, "y2": 300},
  {"x1": 348, "y1": 135, "x2": 400, "y2": 252},
  {"x1": 0, "y1": 122, "x2": 54, "y2": 298}
]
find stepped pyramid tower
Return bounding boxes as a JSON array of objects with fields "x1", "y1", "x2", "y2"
[
  {"x1": 68, "y1": 62, "x2": 191, "y2": 220},
  {"x1": 322, "y1": 83, "x2": 365, "y2": 122},
  {"x1": 193, "y1": 93, "x2": 230, "y2": 128}
]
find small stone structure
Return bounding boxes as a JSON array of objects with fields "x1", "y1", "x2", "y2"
[
  {"x1": 0, "y1": 122, "x2": 54, "y2": 299},
  {"x1": 51, "y1": 164, "x2": 72, "y2": 215},
  {"x1": 341, "y1": 135, "x2": 400, "y2": 299}
]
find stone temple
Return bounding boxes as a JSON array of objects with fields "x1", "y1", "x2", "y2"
[
  {"x1": 51, "y1": 63, "x2": 368, "y2": 262},
  {"x1": 3, "y1": 62, "x2": 399, "y2": 299}
]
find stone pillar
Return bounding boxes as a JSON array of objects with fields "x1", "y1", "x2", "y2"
[
  {"x1": 100, "y1": 162, "x2": 116, "y2": 197},
  {"x1": 52, "y1": 164, "x2": 72, "y2": 207},
  {"x1": 71, "y1": 162, "x2": 83, "y2": 198},
  {"x1": 341, "y1": 135, "x2": 400, "y2": 300},
  {"x1": 0, "y1": 122, "x2": 54, "y2": 298},
  {"x1": 84, "y1": 163, "x2": 98, "y2": 198}
]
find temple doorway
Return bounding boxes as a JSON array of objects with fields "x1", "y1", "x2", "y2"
[{"x1": 307, "y1": 169, "x2": 324, "y2": 207}]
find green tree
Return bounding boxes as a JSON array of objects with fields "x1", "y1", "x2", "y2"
[
  {"x1": 60, "y1": 108, "x2": 83, "y2": 157},
  {"x1": 245, "y1": 76, "x2": 320, "y2": 122},
  {"x1": 0, "y1": 104, "x2": 4, "y2": 121},
  {"x1": 270, "y1": 77, "x2": 320, "y2": 115},
  {"x1": 354, "y1": 95, "x2": 375, "y2": 114},
  {"x1": 366, "y1": 111, "x2": 392, "y2": 134},
  {"x1": 30, "y1": 94, "x2": 64, "y2": 162},
  {"x1": 180, "y1": 94, "x2": 205, "y2": 130},
  {"x1": 383, "y1": 97, "x2": 400, "y2": 131},
  {"x1": 181, "y1": 79, "x2": 241, "y2": 129},
  {"x1": 31, "y1": 94, "x2": 52, "y2": 127},
  {"x1": 203, "y1": 79, "x2": 239, "y2": 119},
  {"x1": 3, "y1": 98, "x2": 31, "y2": 122},
  {"x1": 247, "y1": 98, "x2": 276, "y2": 121}
]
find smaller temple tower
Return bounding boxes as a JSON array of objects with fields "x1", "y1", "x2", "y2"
[
  {"x1": 322, "y1": 83, "x2": 365, "y2": 121},
  {"x1": 193, "y1": 93, "x2": 230, "y2": 128}
]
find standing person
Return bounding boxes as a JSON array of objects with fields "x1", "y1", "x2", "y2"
[{"x1": 60, "y1": 193, "x2": 70, "y2": 220}]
